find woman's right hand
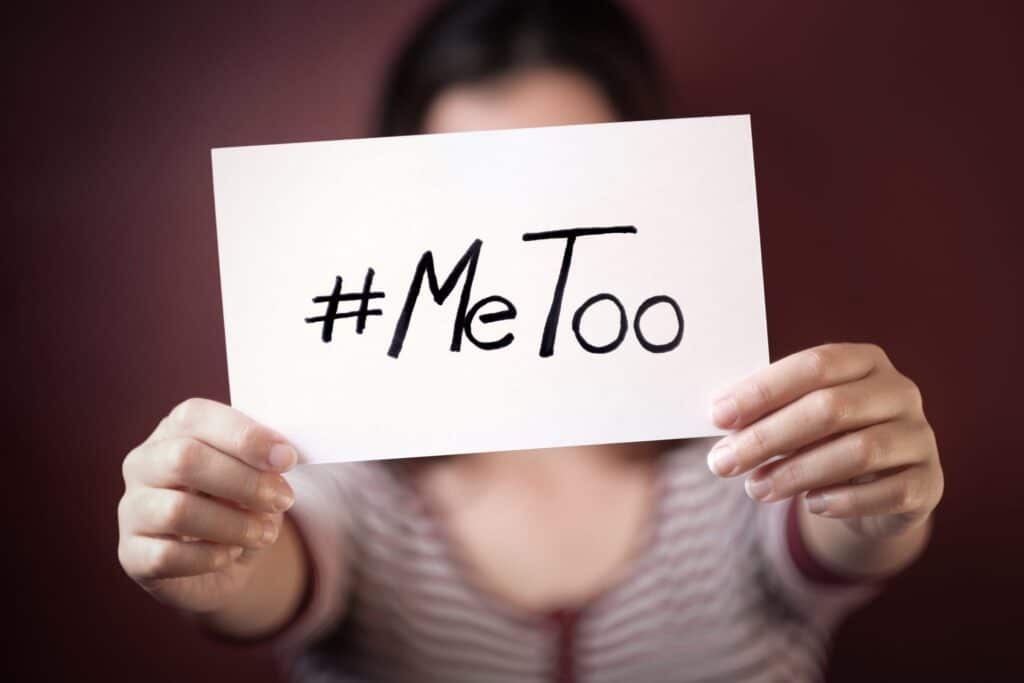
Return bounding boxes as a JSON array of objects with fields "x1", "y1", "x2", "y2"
[{"x1": 117, "y1": 398, "x2": 298, "y2": 614}]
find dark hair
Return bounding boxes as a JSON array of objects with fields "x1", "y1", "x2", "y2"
[{"x1": 374, "y1": 0, "x2": 668, "y2": 136}]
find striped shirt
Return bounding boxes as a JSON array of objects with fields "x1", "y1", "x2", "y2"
[{"x1": 277, "y1": 437, "x2": 879, "y2": 682}]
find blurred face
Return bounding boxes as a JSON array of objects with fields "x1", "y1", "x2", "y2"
[{"x1": 423, "y1": 66, "x2": 618, "y2": 134}]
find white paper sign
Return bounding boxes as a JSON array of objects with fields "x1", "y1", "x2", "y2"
[{"x1": 212, "y1": 115, "x2": 768, "y2": 464}]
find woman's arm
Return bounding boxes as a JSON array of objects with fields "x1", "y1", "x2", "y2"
[
  {"x1": 799, "y1": 505, "x2": 931, "y2": 578},
  {"x1": 198, "y1": 516, "x2": 309, "y2": 638},
  {"x1": 119, "y1": 399, "x2": 314, "y2": 638},
  {"x1": 707, "y1": 343, "x2": 944, "y2": 578}
]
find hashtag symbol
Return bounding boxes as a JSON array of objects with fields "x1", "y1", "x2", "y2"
[{"x1": 305, "y1": 269, "x2": 385, "y2": 342}]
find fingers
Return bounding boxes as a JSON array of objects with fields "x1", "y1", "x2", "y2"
[
  {"x1": 707, "y1": 370, "x2": 918, "y2": 477},
  {"x1": 150, "y1": 398, "x2": 297, "y2": 473},
  {"x1": 743, "y1": 420, "x2": 934, "y2": 503},
  {"x1": 121, "y1": 487, "x2": 280, "y2": 549},
  {"x1": 802, "y1": 462, "x2": 943, "y2": 520},
  {"x1": 119, "y1": 537, "x2": 244, "y2": 581},
  {"x1": 711, "y1": 343, "x2": 889, "y2": 430},
  {"x1": 124, "y1": 437, "x2": 294, "y2": 514}
]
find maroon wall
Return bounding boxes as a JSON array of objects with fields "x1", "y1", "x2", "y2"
[{"x1": 7, "y1": 1, "x2": 1022, "y2": 680}]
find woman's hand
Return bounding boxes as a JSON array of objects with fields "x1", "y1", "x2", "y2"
[
  {"x1": 708, "y1": 343, "x2": 943, "y2": 538},
  {"x1": 118, "y1": 398, "x2": 298, "y2": 613}
]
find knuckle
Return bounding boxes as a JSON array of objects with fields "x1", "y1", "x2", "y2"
[
  {"x1": 116, "y1": 492, "x2": 132, "y2": 525},
  {"x1": 166, "y1": 438, "x2": 201, "y2": 481},
  {"x1": 861, "y1": 342, "x2": 887, "y2": 364},
  {"x1": 151, "y1": 417, "x2": 172, "y2": 440},
  {"x1": 778, "y1": 460, "x2": 804, "y2": 492},
  {"x1": 814, "y1": 389, "x2": 846, "y2": 430},
  {"x1": 923, "y1": 423, "x2": 940, "y2": 458},
  {"x1": 903, "y1": 377, "x2": 924, "y2": 411},
  {"x1": 235, "y1": 513, "x2": 259, "y2": 545},
  {"x1": 157, "y1": 490, "x2": 191, "y2": 529},
  {"x1": 894, "y1": 479, "x2": 922, "y2": 513},
  {"x1": 748, "y1": 378, "x2": 772, "y2": 408},
  {"x1": 850, "y1": 431, "x2": 881, "y2": 472},
  {"x1": 249, "y1": 471, "x2": 273, "y2": 506},
  {"x1": 121, "y1": 447, "x2": 140, "y2": 484},
  {"x1": 170, "y1": 397, "x2": 205, "y2": 427},
  {"x1": 116, "y1": 539, "x2": 133, "y2": 574},
  {"x1": 235, "y1": 420, "x2": 259, "y2": 456},
  {"x1": 119, "y1": 487, "x2": 149, "y2": 527},
  {"x1": 746, "y1": 424, "x2": 769, "y2": 456},
  {"x1": 143, "y1": 542, "x2": 174, "y2": 577},
  {"x1": 804, "y1": 347, "x2": 832, "y2": 383},
  {"x1": 932, "y1": 465, "x2": 945, "y2": 507}
]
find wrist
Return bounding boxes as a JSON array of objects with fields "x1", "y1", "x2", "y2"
[
  {"x1": 798, "y1": 497, "x2": 933, "y2": 579},
  {"x1": 198, "y1": 517, "x2": 308, "y2": 640}
]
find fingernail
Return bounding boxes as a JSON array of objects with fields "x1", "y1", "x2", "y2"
[
  {"x1": 268, "y1": 443, "x2": 297, "y2": 471},
  {"x1": 745, "y1": 476, "x2": 772, "y2": 501},
  {"x1": 707, "y1": 442, "x2": 739, "y2": 476},
  {"x1": 245, "y1": 520, "x2": 265, "y2": 545},
  {"x1": 228, "y1": 546, "x2": 244, "y2": 560},
  {"x1": 272, "y1": 487, "x2": 295, "y2": 512},
  {"x1": 711, "y1": 397, "x2": 739, "y2": 428},
  {"x1": 260, "y1": 478, "x2": 295, "y2": 512},
  {"x1": 261, "y1": 520, "x2": 278, "y2": 545},
  {"x1": 806, "y1": 493, "x2": 829, "y2": 515}
]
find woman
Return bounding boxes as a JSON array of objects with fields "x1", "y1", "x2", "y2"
[{"x1": 117, "y1": 1, "x2": 943, "y2": 680}]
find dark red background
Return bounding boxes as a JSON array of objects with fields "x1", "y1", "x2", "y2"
[{"x1": 7, "y1": 1, "x2": 1023, "y2": 680}]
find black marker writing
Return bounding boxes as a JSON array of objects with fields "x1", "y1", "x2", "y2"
[
  {"x1": 633, "y1": 295, "x2": 684, "y2": 353},
  {"x1": 387, "y1": 239, "x2": 482, "y2": 358},
  {"x1": 522, "y1": 226, "x2": 637, "y2": 357},
  {"x1": 305, "y1": 225, "x2": 683, "y2": 357},
  {"x1": 464, "y1": 295, "x2": 517, "y2": 351},
  {"x1": 304, "y1": 268, "x2": 384, "y2": 342},
  {"x1": 572, "y1": 293, "x2": 628, "y2": 354}
]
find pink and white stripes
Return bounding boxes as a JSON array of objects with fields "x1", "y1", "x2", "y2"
[{"x1": 278, "y1": 438, "x2": 879, "y2": 682}]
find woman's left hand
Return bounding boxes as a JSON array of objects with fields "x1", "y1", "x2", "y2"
[{"x1": 708, "y1": 343, "x2": 943, "y2": 538}]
